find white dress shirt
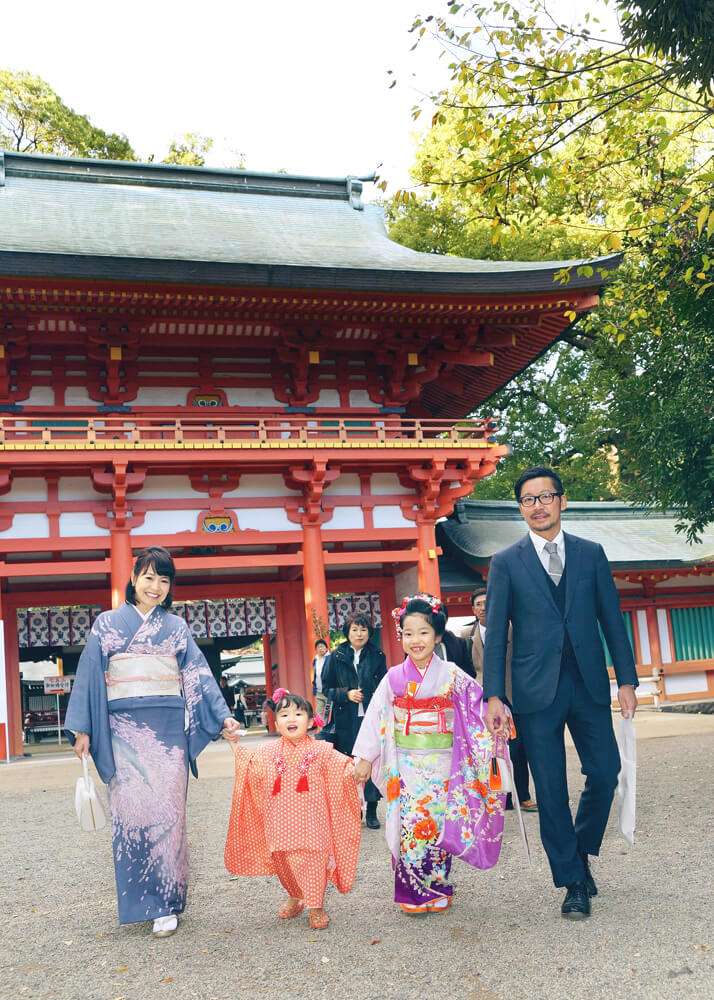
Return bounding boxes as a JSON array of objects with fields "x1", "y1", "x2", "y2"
[
  {"x1": 478, "y1": 623, "x2": 487, "y2": 644},
  {"x1": 529, "y1": 529, "x2": 566, "y2": 575}
]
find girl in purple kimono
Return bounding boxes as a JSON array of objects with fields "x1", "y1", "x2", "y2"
[
  {"x1": 353, "y1": 594, "x2": 507, "y2": 915},
  {"x1": 66, "y1": 547, "x2": 240, "y2": 938}
]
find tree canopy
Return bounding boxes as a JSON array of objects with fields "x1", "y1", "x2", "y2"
[{"x1": 620, "y1": 1, "x2": 714, "y2": 92}]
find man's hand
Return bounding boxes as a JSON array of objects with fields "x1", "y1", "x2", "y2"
[
  {"x1": 222, "y1": 717, "x2": 241, "y2": 743},
  {"x1": 73, "y1": 732, "x2": 90, "y2": 760},
  {"x1": 353, "y1": 758, "x2": 372, "y2": 784},
  {"x1": 485, "y1": 696, "x2": 509, "y2": 736},
  {"x1": 617, "y1": 684, "x2": 638, "y2": 720},
  {"x1": 347, "y1": 689, "x2": 364, "y2": 704}
]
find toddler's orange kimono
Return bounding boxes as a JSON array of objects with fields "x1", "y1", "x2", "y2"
[{"x1": 224, "y1": 735, "x2": 361, "y2": 908}]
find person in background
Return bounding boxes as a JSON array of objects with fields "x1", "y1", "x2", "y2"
[
  {"x1": 462, "y1": 587, "x2": 537, "y2": 813},
  {"x1": 436, "y1": 604, "x2": 475, "y2": 678},
  {"x1": 220, "y1": 675, "x2": 235, "y2": 714},
  {"x1": 233, "y1": 684, "x2": 248, "y2": 728},
  {"x1": 483, "y1": 466, "x2": 638, "y2": 920},
  {"x1": 321, "y1": 613, "x2": 387, "y2": 830},
  {"x1": 312, "y1": 638, "x2": 330, "y2": 717}
]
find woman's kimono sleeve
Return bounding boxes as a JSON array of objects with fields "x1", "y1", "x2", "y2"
[
  {"x1": 177, "y1": 624, "x2": 230, "y2": 775},
  {"x1": 64, "y1": 626, "x2": 116, "y2": 784},
  {"x1": 351, "y1": 674, "x2": 393, "y2": 796}
]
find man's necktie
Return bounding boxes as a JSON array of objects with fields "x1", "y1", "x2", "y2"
[{"x1": 544, "y1": 541, "x2": 563, "y2": 585}]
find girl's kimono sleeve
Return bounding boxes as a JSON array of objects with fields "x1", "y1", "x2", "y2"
[
  {"x1": 322, "y1": 747, "x2": 361, "y2": 893},
  {"x1": 64, "y1": 625, "x2": 116, "y2": 784},
  {"x1": 177, "y1": 623, "x2": 230, "y2": 775},
  {"x1": 224, "y1": 747, "x2": 274, "y2": 876},
  {"x1": 351, "y1": 674, "x2": 392, "y2": 793}
]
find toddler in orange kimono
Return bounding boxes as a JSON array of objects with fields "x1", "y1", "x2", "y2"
[{"x1": 224, "y1": 689, "x2": 361, "y2": 929}]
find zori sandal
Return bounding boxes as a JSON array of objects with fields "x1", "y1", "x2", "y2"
[
  {"x1": 308, "y1": 909, "x2": 330, "y2": 929},
  {"x1": 278, "y1": 899, "x2": 305, "y2": 919}
]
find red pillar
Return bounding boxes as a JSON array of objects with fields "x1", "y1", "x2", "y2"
[
  {"x1": 416, "y1": 519, "x2": 441, "y2": 598},
  {"x1": 262, "y1": 634, "x2": 276, "y2": 734},
  {"x1": 1, "y1": 592, "x2": 23, "y2": 759},
  {"x1": 302, "y1": 522, "x2": 329, "y2": 694},
  {"x1": 110, "y1": 529, "x2": 134, "y2": 609}
]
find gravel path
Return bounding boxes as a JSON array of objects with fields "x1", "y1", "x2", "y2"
[{"x1": 1, "y1": 730, "x2": 712, "y2": 1000}]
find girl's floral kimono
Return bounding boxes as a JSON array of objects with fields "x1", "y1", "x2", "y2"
[
  {"x1": 352, "y1": 654, "x2": 506, "y2": 907},
  {"x1": 65, "y1": 602, "x2": 230, "y2": 924}
]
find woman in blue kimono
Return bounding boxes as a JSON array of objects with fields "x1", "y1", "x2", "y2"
[{"x1": 66, "y1": 546, "x2": 240, "y2": 937}]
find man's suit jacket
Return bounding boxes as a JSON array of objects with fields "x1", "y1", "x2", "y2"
[
  {"x1": 483, "y1": 532, "x2": 638, "y2": 714},
  {"x1": 463, "y1": 622, "x2": 513, "y2": 698}
]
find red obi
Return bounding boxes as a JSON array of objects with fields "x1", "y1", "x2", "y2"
[{"x1": 393, "y1": 694, "x2": 454, "y2": 737}]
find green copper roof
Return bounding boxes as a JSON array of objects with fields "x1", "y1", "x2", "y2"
[
  {"x1": 439, "y1": 501, "x2": 714, "y2": 569},
  {"x1": 0, "y1": 151, "x2": 621, "y2": 294}
]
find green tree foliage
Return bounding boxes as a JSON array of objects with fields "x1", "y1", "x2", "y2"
[
  {"x1": 162, "y1": 132, "x2": 214, "y2": 167},
  {"x1": 620, "y1": 0, "x2": 714, "y2": 92},
  {"x1": 386, "y1": 0, "x2": 714, "y2": 537},
  {"x1": 0, "y1": 70, "x2": 135, "y2": 159},
  {"x1": 396, "y1": 1, "x2": 714, "y2": 312}
]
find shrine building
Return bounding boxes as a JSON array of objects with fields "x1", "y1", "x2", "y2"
[{"x1": 0, "y1": 151, "x2": 624, "y2": 758}]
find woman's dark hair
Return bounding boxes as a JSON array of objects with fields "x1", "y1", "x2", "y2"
[
  {"x1": 266, "y1": 692, "x2": 316, "y2": 727},
  {"x1": 125, "y1": 546, "x2": 176, "y2": 609},
  {"x1": 342, "y1": 612, "x2": 374, "y2": 641},
  {"x1": 399, "y1": 598, "x2": 447, "y2": 640},
  {"x1": 513, "y1": 466, "x2": 564, "y2": 501}
]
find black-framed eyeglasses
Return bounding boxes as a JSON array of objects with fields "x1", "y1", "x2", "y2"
[{"x1": 519, "y1": 491, "x2": 563, "y2": 508}]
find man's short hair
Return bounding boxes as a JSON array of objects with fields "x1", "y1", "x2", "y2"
[
  {"x1": 470, "y1": 587, "x2": 487, "y2": 604},
  {"x1": 513, "y1": 465, "x2": 565, "y2": 501}
]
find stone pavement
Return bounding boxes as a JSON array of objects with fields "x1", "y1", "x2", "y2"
[{"x1": 1, "y1": 711, "x2": 713, "y2": 1000}]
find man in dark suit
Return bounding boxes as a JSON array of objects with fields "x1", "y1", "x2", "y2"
[
  {"x1": 463, "y1": 587, "x2": 537, "y2": 811},
  {"x1": 483, "y1": 466, "x2": 638, "y2": 919}
]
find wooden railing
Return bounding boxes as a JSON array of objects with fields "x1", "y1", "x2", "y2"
[{"x1": 0, "y1": 415, "x2": 498, "y2": 450}]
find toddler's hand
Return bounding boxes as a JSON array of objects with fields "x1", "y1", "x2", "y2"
[
  {"x1": 222, "y1": 718, "x2": 241, "y2": 743},
  {"x1": 353, "y1": 758, "x2": 372, "y2": 784}
]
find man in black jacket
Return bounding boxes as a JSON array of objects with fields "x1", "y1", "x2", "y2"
[{"x1": 322, "y1": 612, "x2": 387, "y2": 829}]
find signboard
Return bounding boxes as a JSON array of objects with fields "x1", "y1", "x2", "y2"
[{"x1": 44, "y1": 676, "x2": 72, "y2": 696}]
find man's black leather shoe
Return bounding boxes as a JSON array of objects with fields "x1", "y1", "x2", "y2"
[
  {"x1": 581, "y1": 854, "x2": 598, "y2": 897},
  {"x1": 365, "y1": 812, "x2": 381, "y2": 830},
  {"x1": 561, "y1": 882, "x2": 591, "y2": 919}
]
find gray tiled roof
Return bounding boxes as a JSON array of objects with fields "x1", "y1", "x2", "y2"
[
  {"x1": 439, "y1": 501, "x2": 714, "y2": 567},
  {"x1": 0, "y1": 152, "x2": 621, "y2": 294}
]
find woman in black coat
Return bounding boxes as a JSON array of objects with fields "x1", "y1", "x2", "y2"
[{"x1": 322, "y1": 612, "x2": 387, "y2": 829}]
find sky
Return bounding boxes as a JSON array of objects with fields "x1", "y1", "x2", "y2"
[
  {"x1": 1, "y1": 0, "x2": 448, "y2": 191},
  {"x1": 1, "y1": 1, "x2": 620, "y2": 195}
]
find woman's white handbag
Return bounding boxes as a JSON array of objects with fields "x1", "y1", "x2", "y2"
[{"x1": 75, "y1": 755, "x2": 107, "y2": 832}]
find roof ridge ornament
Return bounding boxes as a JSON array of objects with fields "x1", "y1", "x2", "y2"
[
  {"x1": 0, "y1": 151, "x2": 5, "y2": 188},
  {"x1": 346, "y1": 177, "x2": 363, "y2": 211}
]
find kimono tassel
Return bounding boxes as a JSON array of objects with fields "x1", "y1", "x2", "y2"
[
  {"x1": 296, "y1": 773, "x2": 309, "y2": 793},
  {"x1": 272, "y1": 774, "x2": 282, "y2": 796}
]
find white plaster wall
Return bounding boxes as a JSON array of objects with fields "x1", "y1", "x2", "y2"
[
  {"x1": 134, "y1": 387, "x2": 189, "y2": 406},
  {"x1": 656, "y1": 609, "x2": 673, "y2": 663},
  {"x1": 133, "y1": 476, "x2": 205, "y2": 499},
  {"x1": 5, "y1": 478, "x2": 47, "y2": 502},
  {"x1": 324, "y1": 474, "x2": 361, "y2": 496},
  {"x1": 373, "y1": 505, "x2": 414, "y2": 529},
  {"x1": 636, "y1": 609, "x2": 651, "y2": 664},
  {"x1": 58, "y1": 478, "x2": 106, "y2": 501},
  {"x1": 64, "y1": 387, "x2": 95, "y2": 406},
  {"x1": 348, "y1": 390, "x2": 379, "y2": 408},
  {"x1": 59, "y1": 513, "x2": 109, "y2": 537},
  {"x1": 325, "y1": 506, "x2": 365, "y2": 530},
  {"x1": 664, "y1": 672, "x2": 709, "y2": 695},
  {"x1": 236, "y1": 508, "x2": 295, "y2": 531},
  {"x1": 371, "y1": 473, "x2": 414, "y2": 496},
  {"x1": 0, "y1": 513, "x2": 50, "y2": 538},
  {"x1": 19, "y1": 386, "x2": 55, "y2": 405},
  {"x1": 224, "y1": 387, "x2": 280, "y2": 407},
  {"x1": 133, "y1": 510, "x2": 203, "y2": 535},
  {"x1": 223, "y1": 475, "x2": 299, "y2": 498},
  {"x1": 313, "y1": 390, "x2": 341, "y2": 407}
]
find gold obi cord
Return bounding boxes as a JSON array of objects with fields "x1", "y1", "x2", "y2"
[
  {"x1": 105, "y1": 653, "x2": 180, "y2": 701},
  {"x1": 393, "y1": 695, "x2": 454, "y2": 750}
]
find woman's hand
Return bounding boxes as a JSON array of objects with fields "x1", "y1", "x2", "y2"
[
  {"x1": 353, "y1": 758, "x2": 372, "y2": 784},
  {"x1": 347, "y1": 689, "x2": 364, "y2": 704},
  {"x1": 222, "y1": 717, "x2": 241, "y2": 743},
  {"x1": 73, "y1": 732, "x2": 90, "y2": 760}
]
